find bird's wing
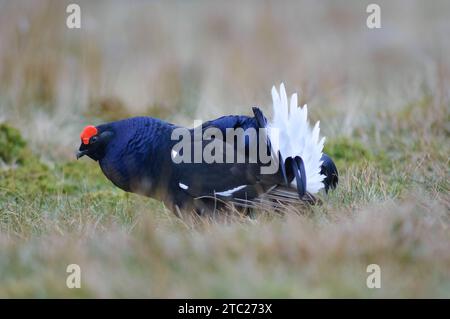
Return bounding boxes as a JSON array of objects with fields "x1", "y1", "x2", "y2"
[
  {"x1": 200, "y1": 114, "x2": 259, "y2": 135},
  {"x1": 174, "y1": 161, "x2": 263, "y2": 200},
  {"x1": 170, "y1": 111, "x2": 276, "y2": 202},
  {"x1": 168, "y1": 105, "x2": 338, "y2": 207}
]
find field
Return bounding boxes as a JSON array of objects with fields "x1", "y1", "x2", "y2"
[{"x1": 0, "y1": 0, "x2": 449, "y2": 297}]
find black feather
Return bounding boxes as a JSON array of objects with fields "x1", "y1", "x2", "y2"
[
  {"x1": 320, "y1": 153, "x2": 339, "y2": 192},
  {"x1": 290, "y1": 156, "x2": 306, "y2": 198}
]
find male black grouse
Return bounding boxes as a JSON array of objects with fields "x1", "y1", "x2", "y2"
[{"x1": 77, "y1": 84, "x2": 338, "y2": 214}]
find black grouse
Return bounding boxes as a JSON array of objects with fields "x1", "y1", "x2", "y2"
[{"x1": 76, "y1": 84, "x2": 338, "y2": 215}]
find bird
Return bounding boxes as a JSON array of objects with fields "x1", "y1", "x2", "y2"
[{"x1": 76, "y1": 84, "x2": 338, "y2": 215}]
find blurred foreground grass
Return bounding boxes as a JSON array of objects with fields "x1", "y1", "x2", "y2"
[
  {"x1": 0, "y1": 91, "x2": 448, "y2": 297},
  {"x1": 0, "y1": 0, "x2": 449, "y2": 297}
]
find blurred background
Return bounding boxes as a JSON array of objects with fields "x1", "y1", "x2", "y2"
[
  {"x1": 0, "y1": 0, "x2": 449, "y2": 298},
  {"x1": 0, "y1": 0, "x2": 448, "y2": 159}
]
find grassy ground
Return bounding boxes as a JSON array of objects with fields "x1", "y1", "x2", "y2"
[{"x1": 0, "y1": 1, "x2": 449, "y2": 297}]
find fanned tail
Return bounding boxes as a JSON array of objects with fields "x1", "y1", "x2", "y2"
[{"x1": 267, "y1": 83, "x2": 326, "y2": 197}]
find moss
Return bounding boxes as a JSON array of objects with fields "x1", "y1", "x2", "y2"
[
  {"x1": 0, "y1": 159, "x2": 107, "y2": 197},
  {"x1": 55, "y1": 160, "x2": 111, "y2": 194},
  {"x1": 0, "y1": 124, "x2": 64, "y2": 196},
  {"x1": 0, "y1": 123, "x2": 28, "y2": 164},
  {"x1": 0, "y1": 158, "x2": 129, "y2": 200},
  {"x1": 0, "y1": 124, "x2": 112, "y2": 197},
  {"x1": 0, "y1": 124, "x2": 58, "y2": 196},
  {"x1": 0, "y1": 157, "x2": 58, "y2": 196},
  {"x1": 324, "y1": 137, "x2": 374, "y2": 168}
]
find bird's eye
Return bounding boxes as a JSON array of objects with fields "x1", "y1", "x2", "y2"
[{"x1": 90, "y1": 136, "x2": 99, "y2": 143}]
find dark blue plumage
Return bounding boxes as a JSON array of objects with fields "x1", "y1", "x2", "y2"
[
  {"x1": 77, "y1": 85, "x2": 338, "y2": 215},
  {"x1": 77, "y1": 112, "x2": 338, "y2": 215},
  {"x1": 95, "y1": 117, "x2": 175, "y2": 195}
]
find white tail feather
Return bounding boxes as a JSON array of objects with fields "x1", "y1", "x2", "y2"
[{"x1": 268, "y1": 83, "x2": 325, "y2": 193}]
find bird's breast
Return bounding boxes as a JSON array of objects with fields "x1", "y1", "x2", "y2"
[{"x1": 99, "y1": 149, "x2": 161, "y2": 197}]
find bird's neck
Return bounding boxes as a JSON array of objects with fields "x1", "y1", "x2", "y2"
[{"x1": 99, "y1": 118, "x2": 175, "y2": 196}]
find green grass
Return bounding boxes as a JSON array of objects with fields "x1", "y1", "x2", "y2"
[
  {"x1": 1, "y1": 94, "x2": 448, "y2": 297},
  {"x1": 0, "y1": 0, "x2": 449, "y2": 298}
]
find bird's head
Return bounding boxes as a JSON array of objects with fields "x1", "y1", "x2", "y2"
[{"x1": 76, "y1": 125, "x2": 114, "y2": 161}]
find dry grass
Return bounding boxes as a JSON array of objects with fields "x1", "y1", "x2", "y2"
[{"x1": 0, "y1": 0, "x2": 449, "y2": 297}]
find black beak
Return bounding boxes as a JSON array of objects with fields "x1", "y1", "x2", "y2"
[{"x1": 76, "y1": 150, "x2": 88, "y2": 160}]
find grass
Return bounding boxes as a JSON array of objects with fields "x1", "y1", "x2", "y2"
[{"x1": 0, "y1": 1, "x2": 449, "y2": 298}]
